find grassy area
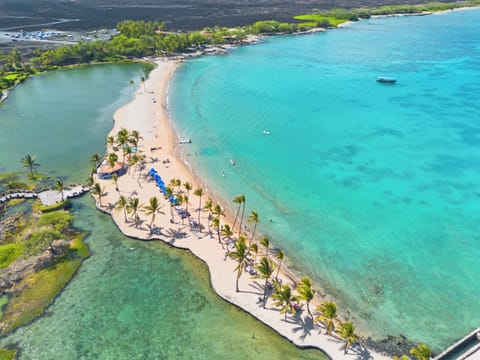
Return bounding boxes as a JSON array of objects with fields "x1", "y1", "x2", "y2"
[
  {"x1": 39, "y1": 199, "x2": 71, "y2": 213},
  {"x1": 295, "y1": 0, "x2": 480, "y2": 28},
  {"x1": 0, "y1": 244, "x2": 23, "y2": 269},
  {"x1": 294, "y1": 14, "x2": 350, "y2": 27},
  {"x1": 0, "y1": 192, "x2": 89, "y2": 336},
  {"x1": 0, "y1": 348, "x2": 17, "y2": 360},
  {"x1": 0, "y1": 234, "x2": 88, "y2": 335}
]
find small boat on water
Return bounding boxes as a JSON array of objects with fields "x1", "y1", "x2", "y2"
[
  {"x1": 230, "y1": 159, "x2": 235, "y2": 165},
  {"x1": 263, "y1": 130, "x2": 270, "y2": 135},
  {"x1": 179, "y1": 138, "x2": 191, "y2": 144},
  {"x1": 376, "y1": 76, "x2": 397, "y2": 84}
]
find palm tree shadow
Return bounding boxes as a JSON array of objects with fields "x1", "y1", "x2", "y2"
[
  {"x1": 292, "y1": 313, "x2": 314, "y2": 340},
  {"x1": 128, "y1": 218, "x2": 145, "y2": 229},
  {"x1": 164, "y1": 227, "x2": 187, "y2": 244},
  {"x1": 105, "y1": 202, "x2": 116, "y2": 212},
  {"x1": 249, "y1": 280, "x2": 264, "y2": 292},
  {"x1": 347, "y1": 342, "x2": 372, "y2": 360}
]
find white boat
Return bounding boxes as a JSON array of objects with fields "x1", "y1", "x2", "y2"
[
  {"x1": 230, "y1": 159, "x2": 235, "y2": 165},
  {"x1": 263, "y1": 130, "x2": 270, "y2": 135},
  {"x1": 376, "y1": 76, "x2": 396, "y2": 84},
  {"x1": 179, "y1": 138, "x2": 191, "y2": 144}
]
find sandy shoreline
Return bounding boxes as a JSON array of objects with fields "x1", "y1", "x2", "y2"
[{"x1": 92, "y1": 59, "x2": 391, "y2": 360}]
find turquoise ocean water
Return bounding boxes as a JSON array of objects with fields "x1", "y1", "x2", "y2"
[
  {"x1": 0, "y1": 65, "x2": 325, "y2": 359},
  {"x1": 170, "y1": 9, "x2": 480, "y2": 350}
]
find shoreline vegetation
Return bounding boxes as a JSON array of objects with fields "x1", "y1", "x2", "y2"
[
  {"x1": 0, "y1": 172, "x2": 89, "y2": 347},
  {"x1": 0, "y1": 3, "x2": 478, "y2": 359},
  {"x1": 1, "y1": 0, "x2": 479, "y2": 99}
]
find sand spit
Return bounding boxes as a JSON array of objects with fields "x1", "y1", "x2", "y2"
[{"x1": 92, "y1": 59, "x2": 391, "y2": 360}]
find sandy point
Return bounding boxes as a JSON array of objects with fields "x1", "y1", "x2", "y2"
[{"x1": 92, "y1": 58, "x2": 391, "y2": 360}]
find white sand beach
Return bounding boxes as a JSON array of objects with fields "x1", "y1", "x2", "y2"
[{"x1": 93, "y1": 59, "x2": 391, "y2": 360}]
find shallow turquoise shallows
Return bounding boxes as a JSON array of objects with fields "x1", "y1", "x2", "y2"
[
  {"x1": 170, "y1": 9, "x2": 480, "y2": 350},
  {"x1": 0, "y1": 65, "x2": 326, "y2": 359}
]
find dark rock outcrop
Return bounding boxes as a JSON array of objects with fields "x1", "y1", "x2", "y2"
[{"x1": 0, "y1": 240, "x2": 70, "y2": 293}]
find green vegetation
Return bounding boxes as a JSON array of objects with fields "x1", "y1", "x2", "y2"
[
  {"x1": 0, "y1": 235, "x2": 88, "y2": 335},
  {"x1": 0, "y1": 348, "x2": 17, "y2": 360},
  {"x1": 0, "y1": 19, "x2": 317, "y2": 90},
  {"x1": 295, "y1": 9, "x2": 358, "y2": 27},
  {"x1": 38, "y1": 210, "x2": 73, "y2": 231},
  {"x1": 39, "y1": 199, "x2": 70, "y2": 213},
  {"x1": 0, "y1": 243, "x2": 22, "y2": 269},
  {"x1": 0, "y1": 194, "x2": 89, "y2": 336},
  {"x1": 1, "y1": 0, "x2": 476, "y2": 92},
  {"x1": 296, "y1": 0, "x2": 480, "y2": 27}
]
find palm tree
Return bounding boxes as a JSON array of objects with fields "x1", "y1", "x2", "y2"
[
  {"x1": 129, "y1": 130, "x2": 142, "y2": 149},
  {"x1": 142, "y1": 196, "x2": 164, "y2": 228},
  {"x1": 105, "y1": 136, "x2": 115, "y2": 149},
  {"x1": 250, "y1": 243, "x2": 259, "y2": 266},
  {"x1": 175, "y1": 178, "x2": 182, "y2": 194},
  {"x1": 260, "y1": 236, "x2": 270, "y2": 257},
  {"x1": 92, "y1": 183, "x2": 104, "y2": 207},
  {"x1": 211, "y1": 217, "x2": 223, "y2": 248},
  {"x1": 107, "y1": 152, "x2": 118, "y2": 168},
  {"x1": 247, "y1": 210, "x2": 259, "y2": 246},
  {"x1": 115, "y1": 195, "x2": 128, "y2": 222},
  {"x1": 177, "y1": 194, "x2": 185, "y2": 225},
  {"x1": 86, "y1": 174, "x2": 94, "y2": 187},
  {"x1": 127, "y1": 197, "x2": 141, "y2": 225},
  {"x1": 164, "y1": 186, "x2": 175, "y2": 223},
  {"x1": 272, "y1": 282, "x2": 298, "y2": 320},
  {"x1": 168, "y1": 178, "x2": 177, "y2": 192},
  {"x1": 410, "y1": 344, "x2": 431, "y2": 360},
  {"x1": 54, "y1": 179, "x2": 65, "y2": 201},
  {"x1": 315, "y1": 301, "x2": 338, "y2": 335},
  {"x1": 232, "y1": 194, "x2": 244, "y2": 232},
  {"x1": 238, "y1": 195, "x2": 246, "y2": 235},
  {"x1": 183, "y1": 194, "x2": 190, "y2": 224},
  {"x1": 204, "y1": 199, "x2": 213, "y2": 235},
  {"x1": 337, "y1": 321, "x2": 357, "y2": 354},
  {"x1": 183, "y1": 181, "x2": 192, "y2": 212},
  {"x1": 112, "y1": 173, "x2": 119, "y2": 191},
  {"x1": 129, "y1": 153, "x2": 140, "y2": 176},
  {"x1": 227, "y1": 236, "x2": 249, "y2": 292},
  {"x1": 297, "y1": 276, "x2": 315, "y2": 318},
  {"x1": 135, "y1": 153, "x2": 145, "y2": 184},
  {"x1": 213, "y1": 203, "x2": 225, "y2": 219},
  {"x1": 90, "y1": 153, "x2": 100, "y2": 170},
  {"x1": 256, "y1": 256, "x2": 275, "y2": 308},
  {"x1": 21, "y1": 154, "x2": 40, "y2": 177},
  {"x1": 275, "y1": 249, "x2": 284, "y2": 281},
  {"x1": 117, "y1": 128, "x2": 129, "y2": 142},
  {"x1": 193, "y1": 188, "x2": 203, "y2": 228},
  {"x1": 116, "y1": 128, "x2": 129, "y2": 164},
  {"x1": 220, "y1": 224, "x2": 234, "y2": 250}
]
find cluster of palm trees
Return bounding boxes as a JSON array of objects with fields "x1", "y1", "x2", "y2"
[
  {"x1": 90, "y1": 153, "x2": 433, "y2": 358},
  {"x1": 209, "y1": 193, "x2": 358, "y2": 353},
  {"x1": 90, "y1": 128, "x2": 144, "y2": 175},
  {"x1": 222, "y1": 193, "x2": 432, "y2": 358},
  {"x1": 112, "y1": 194, "x2": 165, "y2": 229}
]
